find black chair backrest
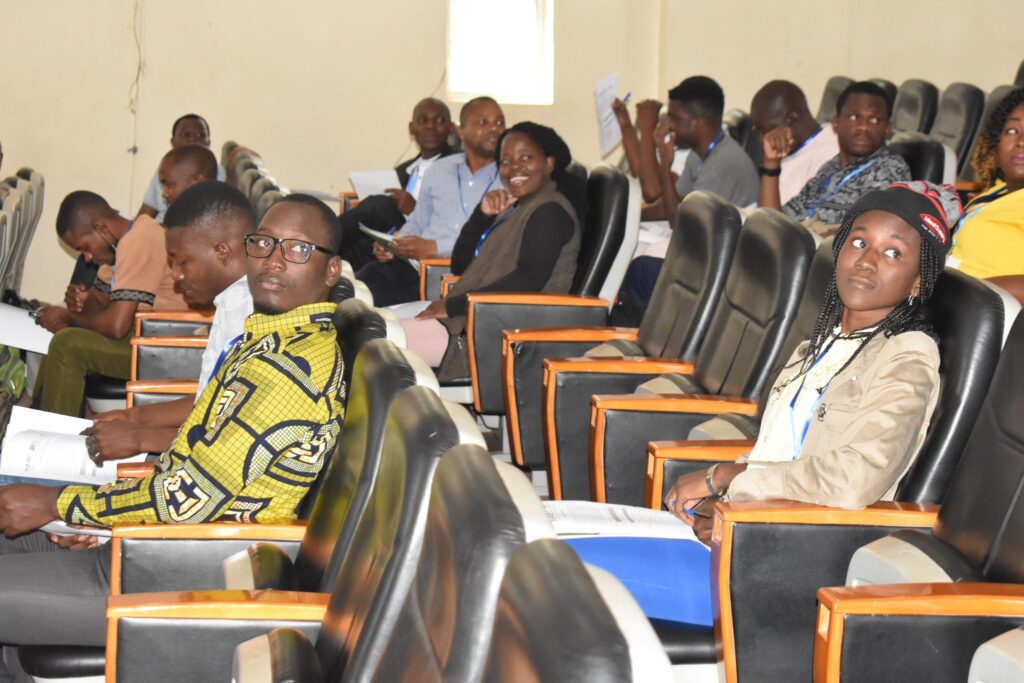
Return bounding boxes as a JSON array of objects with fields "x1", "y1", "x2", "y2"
[
  {"x1": 895, "y1": 271, "x2": 1005, "y2": 504},
  {"x1": 328, "y1": 276, "x2": 357, "y2": 304},
  {"x1": 372, "y1": 448, "x2": 540, "y2": 683},
  {"x1": 293, "y1": 340, "x2": 423, "y2": 589},
  {"x1": 756, "y1": 237, "x2": 835, "y2": 415},
  {"x1": 692, "y1": 209, "x2": 815, "y2": 398},
  {"x1": 482, "y1": 539, "x2": 633, "y2": 682},
  {"x1": 221, "y1": 140, "x2": 239, "y2": 166},
  {"x1": 1015, "y1": 58, "x2": 1024, "y2": 86},
  {"x1": 571, "y1": 164, "x2": 629, "y2": 297},
  {"x1": 637, "y1": 191, "x2": 742, "y2": 359},
  {"x1": 960, "y1": 85, "x2": 1015, "y2": 183},
  {"x1": 295, "y1": 299, "x2": 395, "y2": 519},
  {"x1": 892, "y1": 79, "x2": 939, "y2": 133},
  {"x1": 724, "y1": 108, "x2": 762, "y2": 166},
  {"x1": 889, "y1": 132, "x2": 945, "y2": 183},
  {"x1": 933, "y1": 313, "x2": 1024, "y2": 583},
  {"x1": 817, "y1": 76, "x2": 854, "y2": 123},
  {"x1": 868, "y1": 78, "x2": 898, "y2": 112},
  {"x1": 256, "y1": 189, "x2": 285, "y2": 223},
  {"x1": 314, "y1": 387, "x2": 463, "y2": 681},
  {"x1": 249, "y1": 176, "x2": 278, "y2": 209},
  {"x1": 929, "y1": 82, "x2": 986, "y2": 174}
]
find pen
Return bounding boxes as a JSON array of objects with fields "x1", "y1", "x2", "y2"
[{"x1": 622, "y1": 92, "x2": 632, "y2": 105}]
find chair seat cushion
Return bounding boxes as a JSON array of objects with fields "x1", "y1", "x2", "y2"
[
  {"x1": 18, "y1": 645, "x2": 105, "y2": 678},
  {"x1": 84, "y1": 373, "x2": 127, "y2": 400},
  {"x1": 650, "y1": 620, "x2": 716, "y2": 664},
  {"x1": 635, "y1": 372, "x2": 706, "y2": 395}
]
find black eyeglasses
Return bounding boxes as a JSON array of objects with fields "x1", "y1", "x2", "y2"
[{"x1": 244, "y1": 234, "x2": 333, "y2": 264}]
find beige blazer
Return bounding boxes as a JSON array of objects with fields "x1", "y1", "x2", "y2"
[{"x1": 727, "y1": 330, "x2": 940, "y2": 509}]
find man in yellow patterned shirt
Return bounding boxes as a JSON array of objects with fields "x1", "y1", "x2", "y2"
[{"x1": 0, "y1": 194, "x2": 345, "y2": 669}]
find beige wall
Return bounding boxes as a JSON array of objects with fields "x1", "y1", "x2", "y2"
[{"x1": 1, "y1": 0, "x2": 1018, "y2": 302}]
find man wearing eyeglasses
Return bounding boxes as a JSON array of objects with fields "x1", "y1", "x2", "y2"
[{"x1": 0, "y1": 195, "x2": 346, "y2": 672}]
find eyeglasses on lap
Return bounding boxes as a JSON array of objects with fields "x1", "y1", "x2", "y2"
[{"x1": 244, "y1": 234, "x2": 333, "y2": 264}]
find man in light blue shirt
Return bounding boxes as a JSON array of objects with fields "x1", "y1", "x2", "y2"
[{"x1": 357, "y1": 96, "x2": 506, "y2": 306}]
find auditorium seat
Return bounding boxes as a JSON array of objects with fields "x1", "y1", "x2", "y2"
[
  {"x1": 817, "y1": 76, "x2": 854, "y2": 122},
  {"x1": 503, "y1": 191, "x2": 742, "y2": 471},
  {"x1": 256, "y1": 188, "x2": 285, "y2": 222},
  {"x1": 723, "y1": 108, "x2": 761, "y2": 166},
  {"x1": 929, "y1": 82, "x2": 986, "y2": 174},
  {"x1": 889, "y1": 131, "x2": 947, "y2": 183},
  {"x1": 248, "y1": 175, "x2": 279, "y2": 210},
  {"x1": 9, "y1": 168, "x2": 44, "y2": 295},
  {"x1": 100, "y1": 390, "x2": 483, "y2": 681},
  {"x1": 542, "y1": 207, "x2": 813, "y2": 501},
  {"x1": 1015, "y1": 57, "x2": 1024, "y2": 86},
  {"x1": 644, "y1": 268, "x2": 1007, "y2": 679},
  {"x1": 868, "y1": 78, "x2": 898, "y2": 109},
  {"x1": 959, "y1": 84, "x2": 1014, "y2": 184},
  {"x1": 815, "y1": 313, "x2": 1024, "y2": 682},
  {"x1": 891, "y1": 78, "x2": 940, "y2": 133}
]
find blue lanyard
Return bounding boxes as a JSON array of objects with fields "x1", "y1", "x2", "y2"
[
  {"x1": 405, "y1": 166, "x2": 420, "y2": 196},
  {"x1": 474, "y1": 205, "x2": 516, "y2": 257},
  {"x1": 786, "y1": 338, "x2": 837, "y2": 460},
  {"x1": 694, "y1": 131, "x2": 726, "y2": 174},
  {"x1": 210, "y1": 333, "x2": 245, "y2": 381},
  {"x1": 455, "y1": 163, "x2": 499, "y2": 218},
  {"x1": 791, "y1": 126, "x2": 822, "y2": 155},
  {"x1": 804, "y1": 159, "x2": 878, "y2": 220}
]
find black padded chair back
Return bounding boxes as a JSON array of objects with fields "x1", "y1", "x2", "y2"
[
  {"x1": 1016, "y1": 58, "x2": 1024, "y2": 86},
  {"x1": 636, "y1": 191, "x2": 742, "y2": 359},
  {"x1": 256, "y1": 189, "x2": 285, "y2": 223},
  {"x1": 724, "y1": 109, "x2": 761, "y2": 166},
  {"x1": 249, "y1": 176, "x2": 278, "y2": 209},
  {"x1": 889, "y1": 132, "x2": 945, "y2": 183},
  {"x1": 482, "y1": 539, "x2": 633, "y2": 682},
  {"x1": 960, "y1": 85, "x2": 1015, "y2": 183},
  {"x1": 327, "y1": 276, "x2": 356, "y2": 304},
  {"x1": 571, "y1": 164, "x2": 628, "y2": 296},
  {"x1": 293, "y1": 340, "x2": 428, "y2": 588},
  {"x1": 756, "y1": 237, "x2": 835, "y2": 415},
  {"x1": 868, "y1": 78, "x2": 898, "y2": 112},
  {"x1": 817, "y1": 76, "x2": 854, "y2": 123},
  {"x1": 891, "y1": 79, "x2": 939, "y2": 133},
  {"x1": 894, "y1": 269, "x2": 1004, "y2": 504},
  {"x1": 373, "y1": 448, "x2": 550, "y2": 683},
  {"x1": 929, "y1": 83, "x2": 986, "y2": 174},
  {"x1": 691, "y1": 208, "x2": 815, "y2": 398},
  {"x1": 313, "y1": 388, "x2": 466, "y2": 681},
  {"x1": 566, "y1": 160, "x2": 588, "y2": 184},
  {"x1": 295, "y1": 299, "x2": 397, "y2": 519},
  {"x1": 933, "y1": 313, "x2": 1024, "y2": 583}
]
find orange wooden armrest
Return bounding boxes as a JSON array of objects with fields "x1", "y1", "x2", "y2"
[
  {"x1": 440, "y1": 274, "x2": 460, "y2": 298},
  {"x1": 112, "y1": 522, "x2": 307, "y2": 542},
  {"x1": 814, "y1": 583, "x2": 1024, "y2": 682},
  {"x1": 340, "y1": 191, "x2": 357, "y2": 200},
  {"x1": 644, "y1": 439, "x2": 753, "y2": 508},
  {"x1": 591, "y1": 393, "x2": 758, "y2": 414},
  {"x1": 503, "y1": 326, "x2": 637, "y2": 345},
  {"x1": 125, "y1": 379, "x2": 199, "y2": 394},
  {"x1": 116, "y1": 462, "x2": 156, "y2": 478},
  {"x1": 418, "y1": 257, "x2": 452, "y2": 300},
  {"x1": 543, "y1": 357, "x2": 695, "y2": 376},
  {"x1": 712, "y1": 500, "x2": 939, "y2": 527},
  {"x1": 467, "y1": 292, "x2": 609, "y2": 307},
  {"x1": 954, "y1": 179, "x2": 986, "y2": 193},
  {"x1": 130, "y1": 336, "x2": 208, "y2": 349},
  {"x1": 106, "y1": 589, "x2": 329, "y2": 621}
]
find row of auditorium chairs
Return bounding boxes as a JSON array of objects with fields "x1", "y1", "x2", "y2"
[
  {"x1": 726, "y1": 75, "x2": 1016, "y2": 184},
  {"x1": 12, "y1": 276, "x2": 675, "y2": 681},
  {"x1": 0, "y1": 167, "x2": 45, "y2": 299},
  {"x1": 222, "y1": 141, "x2": 288, "y2": 223}
]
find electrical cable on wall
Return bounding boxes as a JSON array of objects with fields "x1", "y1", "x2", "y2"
[{"x1": 126, "y1": 0, "x2": 145, "y2": 208}]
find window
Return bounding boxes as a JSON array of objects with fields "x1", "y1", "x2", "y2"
[{"x1": 447, "y1": 0, "x2": 554, "y2": 105}]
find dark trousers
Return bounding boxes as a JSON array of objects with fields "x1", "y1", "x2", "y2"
[
  {"x1": 338, "y1": 195, "x2": 406, "y2": 271},
  {"x1": 356, "y1": 259, "x2": 420, "y2": 307},
  {"x1": 609, "y1": 256, "x2": 664, "y2": 327}
]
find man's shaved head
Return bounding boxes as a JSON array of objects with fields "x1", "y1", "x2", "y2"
[
  {"x1": 161, "y1": 144, "x2": 218, "y2": 181},
  {"x1": 750, "y1": 80, "x2": 812, "y2": 134}
]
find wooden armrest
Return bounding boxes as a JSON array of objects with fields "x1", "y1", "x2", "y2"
[
  {"x1": 814, "y1": 583, "x2": 1024, "y2": 682},
  {"x1": 133, "y1": 310, "x2": 214, "y2": 336},
  {"x1": 116, "y1": 462, "x2": 156, "y2": 478},
  {"x1": 130, "y1": 336, "x2": 209, "y2": 349},
  {"x1": 126, "y1": 379, "x2": 199, "y2": 394},
  {"x1": 418, "y1": 257, "x2": 452, "y2": 300},
  {"x1": 543, "y1": 357, "x2": 694, "y2": 377},
  {"x1": 644, "y1": 439, "x2": 754, "y2": 508},
  {"x1": 712, "y1": 500, "x2": 939, "y2": 528},
  {"x1": 503, "y1": 326, "x2": 637, "y2": 345},
  {"x1": 440, "y1": 274, "x2": 460, "y2": 298},
  {"x1": 113, "y1": 522, "x2": 306, "y2": 542},
  {"x1": 954, "y1": 179, "x2": 986, "y2": 193},
  {"x1": 467, "y1": 292, "x2": 609, "y2": 307},
  {"x1": 107, "y1": 589, "x2": 328, "y2": 621},
  {"x1": 592, "y1": 393, "x2": 758, "y2": 414}
]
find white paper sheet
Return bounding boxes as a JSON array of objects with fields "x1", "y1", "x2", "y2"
[
  {"x1": 544, "y1": 500, "x2": 699, "y2": 540},
  {"x1": 349, "y1": 170, "x2": 402, "y2": 200},
  {"x1": 0, "y1": 302, "x2": 54, "y2": 354},
  {"x1": 594, "y1": 72, "x2": 623, "y2": 157}
]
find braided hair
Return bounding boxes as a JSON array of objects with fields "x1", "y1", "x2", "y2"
[
  {"x1": 786, "y1": 209, "x2": 944, "y2": 386},
  {"x1": 495, "y1": 121, "x2": 587, "y2": 224},
  {"x1": 971, "y1": 87, "x2": 1024, "y2": 187}
]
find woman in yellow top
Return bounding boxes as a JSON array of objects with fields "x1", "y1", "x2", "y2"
[{"x1": 950, "y1": 87, "x2": 1024, "y2": 302}]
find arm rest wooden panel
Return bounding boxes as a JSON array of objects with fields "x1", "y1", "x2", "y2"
[
  {"x1": 440, "y1": 274, "x2": 460, "y2": 297},
  {"x1": 116, "y1": 462, "x2": 156, "y2": 478},
  {"x1": 130, "y1": 336, "x2": 209, "y2": 349},
  {"x1": 713, "y1": 500, "x2": 939, "y2": 527},
  {"x1": 113, "y1": 523, "x2": 306, "y2": 542},
  {"x1": 644, "y1": 440, "x2": 753, "y2": 508},
  {"x1": 817, "y1": 582, "x2": 1024, "y2": 617},
  {"x1": 418, "y1": 257, "x2": 451, "y2": 300},
  {"x1": 126, "y1": 379, "x2": 199, "y2": 394},
  {"x1": 544, "y1": 357, "x2": 695, "y2": 375},
  {"x1": 592, "y1": 393, "x2": 758, "y2": 414},
  {"x1": 503, "y1": 326, "x2": 637, "y2": 344},
  {"x1": 954, "y1": 179, "x2": 986, "y2": 193},
  {"x1": 107, "y1": 589, "x2": 329, "y2": 621},
  {"x1": 467, "y1": 292, "x2": 609, "y2": 307}
]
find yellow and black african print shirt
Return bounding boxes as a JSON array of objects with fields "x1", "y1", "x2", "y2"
[{"x1": 56, "y1": 302, "x2": 346, "y2": 526}]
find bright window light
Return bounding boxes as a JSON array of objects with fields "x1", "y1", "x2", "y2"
[{"x1": 447, "y1": 0, "x2": 553, "y2": 105}]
